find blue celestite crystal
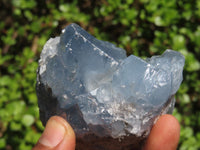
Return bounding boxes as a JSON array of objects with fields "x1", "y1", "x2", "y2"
[{"x1": 36, "y1": 23, "x2": 185, "y2": 144}]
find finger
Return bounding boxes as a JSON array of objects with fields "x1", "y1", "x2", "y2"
[
  {"x1": 143, "y1": 114, "x2": 180, "y2": 150},
  {"x1": 33, "y1": 116, "x2": 76, "y2": 150}
]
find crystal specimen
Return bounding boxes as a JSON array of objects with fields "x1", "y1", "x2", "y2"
[{"x1": 36, "y1": 23, "x2": 185, "y2": 150}]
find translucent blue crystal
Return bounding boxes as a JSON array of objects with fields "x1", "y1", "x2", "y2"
[{"x1": 36, "y1": 23, "x2": 185, "y2": 139}]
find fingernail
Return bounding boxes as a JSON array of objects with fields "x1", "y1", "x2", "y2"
[{"x1": 39, "y1": 119, "x2": 65, "y2": 148}]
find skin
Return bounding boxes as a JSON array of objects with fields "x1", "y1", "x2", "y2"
[
  {"x1": 33, "y1": 114, "x2": 180, "y2": 150},
  {"x1": 143, "y1": 114, "x2": 180, "y2": 150}
]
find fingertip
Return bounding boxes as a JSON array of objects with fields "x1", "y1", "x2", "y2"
[
  {"x1": 56, "y1": 116, "x2": 76, "y2": 150},
  {"x1": 33, "y1": 116, "x2": 76, "y2": 150},
  {"x1": 144, "y1": 114, "x2": 180, "y2": 150},
  {"x1": 51, "y1": 116, "x2": 76, "y2": 139}
]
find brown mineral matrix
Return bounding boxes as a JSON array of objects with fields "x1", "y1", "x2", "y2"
[{"x1": 76, "y1": 134, "x2": 146, "y2": 150}]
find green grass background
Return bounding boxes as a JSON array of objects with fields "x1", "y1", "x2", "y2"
[{"x1": 0, "y1": 0, "x2": 200, "y2": 149}]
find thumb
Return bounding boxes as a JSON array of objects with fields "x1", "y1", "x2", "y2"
[
  {"x1": 143, "y1": 114, "x2": 180, "y2": 150},
  {"x1": 33, "y1": 116, "x2": 76, "y2": 150}
]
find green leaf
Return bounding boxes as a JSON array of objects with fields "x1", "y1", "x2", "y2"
[
  {"x1": 30, "y1": 22, "x2": 41, "y2": 33},
  {"x1": 19, "y1": 142, "x2": 32, "y2": 150},
  {"x1": 0, "y1": 138, "x2": 6, "y2": 148},
  {"x1": 172, "y1": 35, "x2": 186, "y2": 50},
  {"x1": 22, "y1": 114, "x2": 35, "y2": 127},
  {"x1": 25, "y1": 130, "x2": 41, "y2": 144},
  {"x1": 10, "y1": 121, "x2": 22, "y2": 131}
]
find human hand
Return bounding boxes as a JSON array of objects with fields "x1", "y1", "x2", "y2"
[{"x1": 33, "y1": 114, "x2": 180, "y2": 150}]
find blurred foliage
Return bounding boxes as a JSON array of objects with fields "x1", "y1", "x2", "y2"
[{"x1": 0, "y1": 0, "x2": 200, "y2": 149}]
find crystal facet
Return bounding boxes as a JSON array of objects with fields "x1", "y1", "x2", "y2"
[{"x1": 36, "y1": 23, "x2": 185, "y2": 150}]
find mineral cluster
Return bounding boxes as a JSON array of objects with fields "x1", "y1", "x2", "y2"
[{"x1": 36, "y1": 23, "x2": 185, "y2": 150}]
